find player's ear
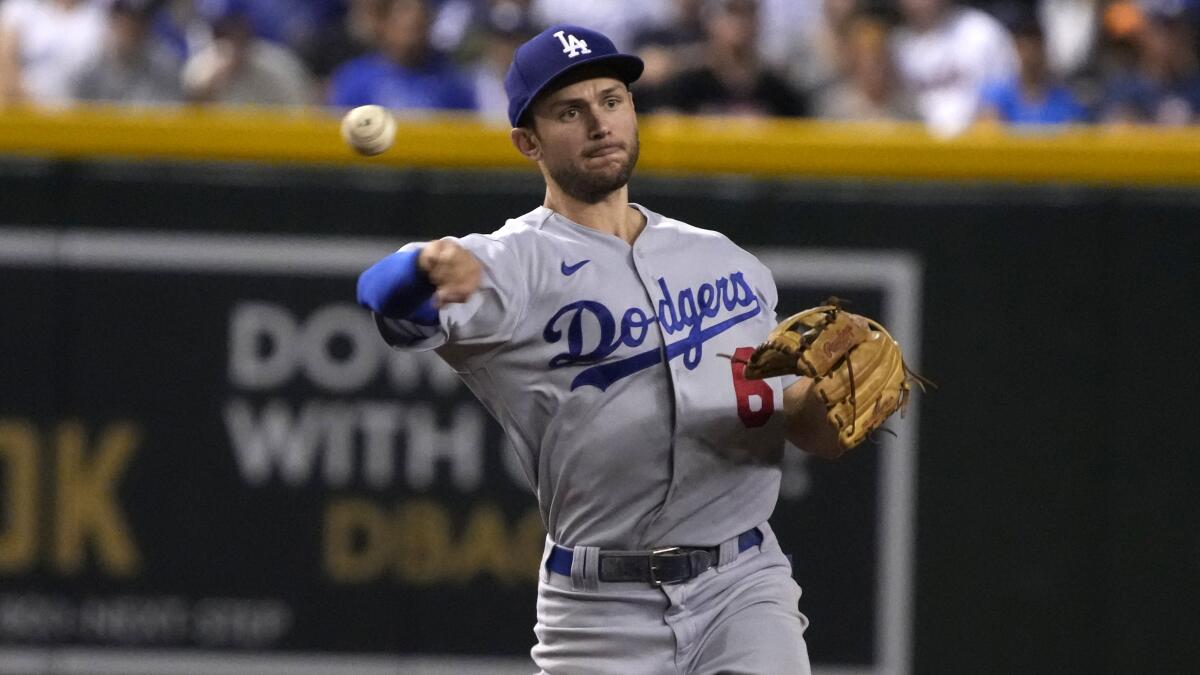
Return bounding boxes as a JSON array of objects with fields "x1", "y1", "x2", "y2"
[{"x1": 510, "y1": 126, "x2": 542, "y2": 161}]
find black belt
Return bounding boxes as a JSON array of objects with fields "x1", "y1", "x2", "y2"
[{"x1": 545, "y1": 528, "x2": 763, "y2": 586}]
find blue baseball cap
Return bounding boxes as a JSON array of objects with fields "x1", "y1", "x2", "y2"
[{"x1": 504, "y1": 24, "x2": 644, "y2": 127}]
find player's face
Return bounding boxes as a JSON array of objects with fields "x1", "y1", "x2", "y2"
[{"x1": 525, "y1": 76, "x2": 640, "y2": 204}]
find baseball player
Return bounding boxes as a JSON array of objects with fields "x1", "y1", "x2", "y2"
[{"x1": 356, "y1": 24, "x2": 845, "y2": 674}]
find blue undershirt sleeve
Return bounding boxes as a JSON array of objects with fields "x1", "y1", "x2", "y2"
[{"x1": 356, "y1": 248, "x2": 437, "y2": 321}]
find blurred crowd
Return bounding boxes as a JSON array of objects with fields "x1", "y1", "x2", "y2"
[{"x1": 0, "y1": 0, "x2": 1198, "y2": 134}]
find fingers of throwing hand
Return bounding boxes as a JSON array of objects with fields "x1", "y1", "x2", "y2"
[
  {"x1": 422, "y1": 240, "x2": 481, "y2": 307},
  {"x1": 422, "y1": 240, "x2": 460, "y2": 283},
  {"x1": 420, "y1": 240, "x2": 450, "y2": 272}
]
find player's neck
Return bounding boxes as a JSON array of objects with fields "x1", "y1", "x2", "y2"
[{"x1": 544, "y1": 186, "x2": 645, "y2": 245}]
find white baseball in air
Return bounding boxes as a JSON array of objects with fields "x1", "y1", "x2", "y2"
[{"x1": 340, "y1": 105, "x2": 396, "y2": 156}]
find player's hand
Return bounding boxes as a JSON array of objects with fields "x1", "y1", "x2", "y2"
[{"x1": 419, "y1": 238, "x2": 482, "y2": 308}]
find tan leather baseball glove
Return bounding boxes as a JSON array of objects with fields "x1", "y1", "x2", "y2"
[{"x1": 743, "y1": 300, "x2": 927, "y2": 451}]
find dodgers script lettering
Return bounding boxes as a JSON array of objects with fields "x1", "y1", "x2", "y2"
[{"x1": 543, "y1": 272, "x2": 761, "y2": 391}]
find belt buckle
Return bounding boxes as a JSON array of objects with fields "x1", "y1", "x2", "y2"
[{"x1": 648, "y1": 546, "x2": 687, "y2": 586}]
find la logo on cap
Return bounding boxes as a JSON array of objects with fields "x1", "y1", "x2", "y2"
[{"x1": 554, "y1": 30, "x2": 592, "y2": 58}]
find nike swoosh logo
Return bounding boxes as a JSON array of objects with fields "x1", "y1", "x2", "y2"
[{"x1": 561, "y1": 259, "x2": 591, "y2": 276}]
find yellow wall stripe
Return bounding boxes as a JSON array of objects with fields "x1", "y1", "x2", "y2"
[{"x1": 1, "y1": 105, "x2": 1198, "y2": 186}]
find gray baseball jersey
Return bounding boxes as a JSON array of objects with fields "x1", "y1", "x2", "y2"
[{"x1": 377, "y1": 203, "x2": 794, "y2": 550}]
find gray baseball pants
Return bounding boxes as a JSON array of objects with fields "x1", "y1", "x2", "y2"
[{"x1": 531, "y1": 522, "x2": 812, "y2": 674}]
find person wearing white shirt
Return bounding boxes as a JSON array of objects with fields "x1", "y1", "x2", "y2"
[
  {"x1": 893, "y1": 0, "x2": 1019, "y2": 136},
  {"x1": 531, "y1": 0, "x2": 673, "y2": 51},
  {"x1": 181, "y1": 0, "x2": 313, "y2": 106},
  {"x1": 0, "y1": 0, "x2": 107, "y2": 106}
]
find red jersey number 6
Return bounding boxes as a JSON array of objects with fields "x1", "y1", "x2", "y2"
[{"x1": 730, "y1": 346, "x2": 775, "y2": 428}]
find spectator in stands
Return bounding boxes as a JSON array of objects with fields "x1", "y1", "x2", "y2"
[
  {"x1": 0, "y1": 0, "x2": 107, "y2": 107},
  {"x1": 631, "y1": 0, "x2": 707, "y2": 90},
  {"x1": 893, "y1": 0, "x2": 1019, "y2": 136},
  {"x1": 182, "y1": 0, "x2": 313, "y2": 106},
  {"x1": 137, "y1": 0, "x2": 194, "y2": 63},
  {"x1": 977, "y1": 11, "x2": 1087, "y2": 125},
  {"x1": 1037, "y1": 0, "x2": 1102, "y2": 80},
  {"x1": 300, "y1": 0, "x2": 387, "y2": 99},
  {"x1": 76, "y1": 0, "x2": 182, "y2": 106},
  {"x1": 758, "y1": 0, "x2": 853, "y2": 96},
  {"x1": 469, "y1": 5, "x2": 537, "y2": 123},
  {"x1": 815, "y1": 10, "x2": 920, "y2": 121},
  {"x1": 235, "y1": 0, "x2": 344, "y2": 49},
  {"x1": 427, "y1": 0, "x2": 491, "y2": 55},
  {"x1": 1100, "y1": 0, "x2": 1200, "y2": 124},
  {"x1": 643, "y1": 0, "x2": 807, "y2": 117},
  {"x1": 328, "y1": 0, "x2": 476, "y2": 111},
  {"x1": 531, "y1": 0, "x2": 673, "y2": 51}
]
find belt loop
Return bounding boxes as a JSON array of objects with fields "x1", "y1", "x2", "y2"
[
  {"x1": 756, "y1": 520, "x2": 775, "y2": 550},
  {"x1": 717, "y1": 533, "x2": 740, "y2": 567},
  {"x1": 539, "y1": 535, "x2": 555, "y2": 584},
  {"x1": 570, "y1": 545, "x2": 600, "y2": 591}
]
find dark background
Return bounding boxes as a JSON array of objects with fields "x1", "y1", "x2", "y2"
[{"x1": 1, "y1": 156, "x2": 1198, "y2": 673}]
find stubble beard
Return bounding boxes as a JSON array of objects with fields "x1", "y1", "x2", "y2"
[{"x1": 548, "y1": 132, "x2": 641, "y2": 205}]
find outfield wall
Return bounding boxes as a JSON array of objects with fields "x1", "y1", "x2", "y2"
[{"x1": 0, "y1": 110, "x2": 1197, "y2": 674}]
